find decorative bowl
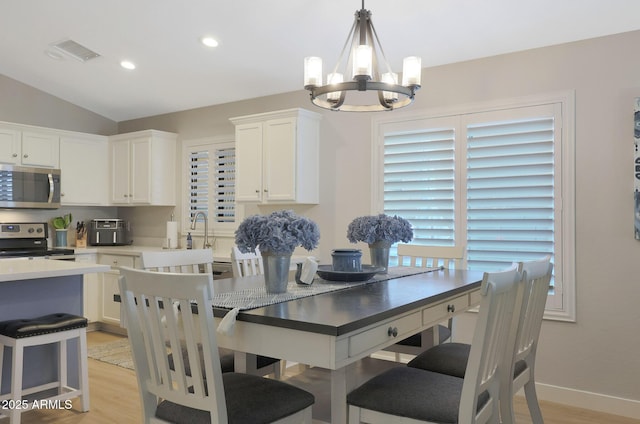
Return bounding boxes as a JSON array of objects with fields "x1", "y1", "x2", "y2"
[{"x1": 316, "y1": 265, "x2": 384, "y2": 282}]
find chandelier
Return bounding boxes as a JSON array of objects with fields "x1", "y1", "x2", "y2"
[{"x1": 303, "y1": 1, "x2": 421, "y2": 112}]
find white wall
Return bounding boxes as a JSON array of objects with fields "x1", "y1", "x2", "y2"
[{"x1": 119, "y1": 30, "x2": 640, "y2": 417}]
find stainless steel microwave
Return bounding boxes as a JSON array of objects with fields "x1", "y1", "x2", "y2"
[{"x1": 0, "y1": 165, "x2": 61, "y2": 209}]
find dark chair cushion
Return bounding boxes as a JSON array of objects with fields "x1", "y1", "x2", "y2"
[
  {"x1": 395, "y1": 324, "x2": 452, "y2": 348},
  {"x1": 346, "y1": 366, "x2": 489, "y2": 423},
  {"x1": 408, "y1": 342, "x2": 529, "y2": 379},
  {"x1": 0, "y1": 313, "x2": 87, "y2": 339},
  {"x1": 407, "y1": 342, "x2": 470, "y2": 378},
  {"x1": 168, "y1": 346, "x2": 278, "y2": 375},
  {"x1": 155, "y1": 372, "x2": 314, "y2": 424}
]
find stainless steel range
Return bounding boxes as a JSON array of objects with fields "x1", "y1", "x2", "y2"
[{"x1": 0, "y1": 222, "x2": 75, "y2": 259}]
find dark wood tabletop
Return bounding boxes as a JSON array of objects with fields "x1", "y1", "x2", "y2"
[{"x1": 212, "y1": 268, "x2": 484, "y2": 336}]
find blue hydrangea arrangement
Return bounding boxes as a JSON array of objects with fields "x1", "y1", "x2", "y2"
[
  {"x1": 235, "y1": 210, "x2": 320, "y2": 255},
  {"x1": 347, "y1": 214, "x2": 413, "y2": 244}
]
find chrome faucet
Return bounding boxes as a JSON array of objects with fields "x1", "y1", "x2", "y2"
[{"x1": 190, "y1": 211, "x2": 211, "y2": 249}]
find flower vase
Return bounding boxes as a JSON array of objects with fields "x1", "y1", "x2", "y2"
[
  {"x1": 261, "y1": 251, "x2": 291, "y2": 294},
  {"x1": 55, "y1": 229, "x2": 68, "y2": 248},
  {"x1": 369, "y1": 240, "x2": 392, "y2": 273}
]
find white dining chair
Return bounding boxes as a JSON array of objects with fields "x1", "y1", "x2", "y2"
[
  {"x1": 118, "y1": 267, "x2": 314, "y2": 424},
  {"x1": 139, "y1": 249, "x2": 282, "y2": 379},
  {"x1": 230, "y1": 246, "x2": 264, "y2": 277},
  {"x1": 407, "y1": 256, "x2": 552, "y2": 424},
  {"x1": 347, "y1": 264, "x2": 524, "y2": 424},
  {"x1": 383, "y1": 244, "x2": 466, "y2": 361}
]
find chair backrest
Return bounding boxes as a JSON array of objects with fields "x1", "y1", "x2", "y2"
[
  {"x1": 396, "y1": 244, "x2": 465, "y2": 269},
  {"x1": 458, "y1": 263, "x2": 524, "y2": 423},
  {"x1": 230, "y1": 246, "x2": 264, "y2": 277},
  {"x1": 140, "y1": 249, "x2": 214, "y2": 274},
  {"x1": 515, "y1": 255, "x2": 552, "y2": 364},
  {"x1": 118, "y1": 267, "x2": 226, "y2": 422}
]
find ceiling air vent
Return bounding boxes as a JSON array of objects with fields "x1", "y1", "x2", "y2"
[{"x1": 49, "y1": 39, "x2": 100, "y2": 62}]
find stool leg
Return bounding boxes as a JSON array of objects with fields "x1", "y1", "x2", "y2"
[
  {"x1": 59, "y1": 338, "x2": 67, "y2": 395},
  {"x1": 78, "y1": 330, "x2": 89, "y2": 412},
  {"x1": 11, "y1": 341, "x2": 23, "y2": 424}
]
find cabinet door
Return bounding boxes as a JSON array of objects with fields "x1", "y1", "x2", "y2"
[
  {"x1": 76, "y1": 253, "x2": 100, "y2": 323},
  {"x1": 263, "y1": 117, "x2": 297, "y2": 202},
  {"x1": 111, "y1": 139, "x2": 131, "y2": 203},
  {"x1": 235, "y1": 123, "x2": 263, "y2": 202},
  {"x1": 130, "y1": 137, "x2": 152, "y2": 203},
  {"x1": 101, "y1": 271, "x2": 121, "y2": 324},
  {"x1": 21, "y1": 131, "x2": 59, "y2": 168},
  {"x1": 60, "y1": 136, "x2": 108, "y2": 205},
  {"x1": 0, "y1": 127, "x2": 20, "y2": 164}
]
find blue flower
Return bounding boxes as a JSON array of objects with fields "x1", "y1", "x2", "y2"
[
  {"x1": 235, "y1": 210, "x2": 320, "y2": 255},
  {"x1": 347, "y1": 214, "x2": 413, "y2": 244}
]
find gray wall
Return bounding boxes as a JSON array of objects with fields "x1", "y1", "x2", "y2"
[{"x1": 120, "y1": 30, "x2": 640, "y2": 413}]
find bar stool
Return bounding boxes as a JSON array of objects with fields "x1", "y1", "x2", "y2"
[{"x1": 0, "y1": 313, "x2": 89, "y2": 424}]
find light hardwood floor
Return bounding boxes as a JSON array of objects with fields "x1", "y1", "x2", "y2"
[{"x1": 8, "y1": 331, "x2": 638, "y2": 424}]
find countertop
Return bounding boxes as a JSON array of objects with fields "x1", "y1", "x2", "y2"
[
  {"x1": 0, "y1": 258, "x2": 110, "y2": 282},
  {"x1": 73, "y1": 245, "x2": 231, "y2": 263}
]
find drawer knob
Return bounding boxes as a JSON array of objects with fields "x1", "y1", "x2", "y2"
[
  {"x1": 388, "y1": 327, "x2": 398, "y2": 337},
  {"x1": 447, "y1": 304, "x2": 456, "y2": 313}
]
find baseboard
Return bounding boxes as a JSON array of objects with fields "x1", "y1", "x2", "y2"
[
  {"x1": 534, "y1": 383, "x2": 640, "y2": 420},
  {"x1": 87, "y1": 321, "x2": 128, "y2": 337}
]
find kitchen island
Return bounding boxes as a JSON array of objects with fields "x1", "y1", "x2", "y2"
[{"x1": 0, "y1": 258, "x2": 109, "y2": 395}]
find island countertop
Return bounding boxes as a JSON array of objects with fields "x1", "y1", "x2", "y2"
[{"x1": 0, "y1": 258, "x2": 110, "y2": 283}]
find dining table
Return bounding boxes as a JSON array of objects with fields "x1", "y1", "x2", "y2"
[{"x1": 211, "y1": 266, "x2": 484, "y2": 424}]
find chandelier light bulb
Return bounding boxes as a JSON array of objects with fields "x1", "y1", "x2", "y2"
[
  {"x1": 402, "y1": 56, "x2": 422, "y2": 86},
  {"x1": 327, "y1": 73, "x2": 344, "y2": 102},
  {"x1": 353, "y1": 45, "x2": 373, "y2": 78},
  {"x1": 382, "y1": 72, "x2": 399, "y2": 102},
  {"x1": 304, "y1": 56, "x2": 323, "y2": 87}
]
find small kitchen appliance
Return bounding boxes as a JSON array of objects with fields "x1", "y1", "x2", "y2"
[
  {"x1": 88, "y1": 219, "x2": 131, "y2": 246},
  {"x1": 0, "y1": 222, "x2": 74, "y2": 258}
]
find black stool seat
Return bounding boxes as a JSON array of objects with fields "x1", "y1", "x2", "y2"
[{"x1": 0, "y1": 313, "x2": 88, "y2": 339}]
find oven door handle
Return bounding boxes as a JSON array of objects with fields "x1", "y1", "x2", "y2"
[{"x1": 47, "y1": 173, "x2": 54, "y2": 204}]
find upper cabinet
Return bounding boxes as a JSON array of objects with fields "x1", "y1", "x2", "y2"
[
  {"x1": 59, "y1": 134, "x2": 109, "y2": 205},
  {"x1": 0, "y1": 125, "x2": 60, "y2": 168},
  {"x1": 230, "y1": 108, "x2": 321, "y2": 204},
  {"x1": 109, "y1": 130, "x2": 178, "y2": 206}
]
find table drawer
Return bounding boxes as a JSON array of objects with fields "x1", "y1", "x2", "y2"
[
  {"x1": 422, "y1": 294, "x2": 469, "y2": 326},
  {"x1": 348, "y1": 311, "x2": 421, "y2": 357}
]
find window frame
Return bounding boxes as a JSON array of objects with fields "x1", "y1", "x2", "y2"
[
  {"x1": 372, "y1": 91, "x2": 576, "y2": 321},
  {"x1": 181, "y1": 135, "x2": 242, "y2": 239}
]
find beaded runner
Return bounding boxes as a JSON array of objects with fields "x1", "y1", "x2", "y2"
[{"x1": 212, "y1": 266, "x2": 440, "y2": 311}]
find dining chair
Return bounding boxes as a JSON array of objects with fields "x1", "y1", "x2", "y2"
[
  {"x1": 118, "y1": 267, "x2": 315, "y2": 424},
  {"x1": 347, "y1": 264, "x2": 523, "y2": 424},
  {"x1": 407, "y1": 256, "x2": 552, "y2": 424},
  {"x1": 383, "y1": 244, "x2": 466, "y2": 361},
  {"x1": 139, "y1": 249, "x2": 282, "y2": 379},
  {"x1": 230, "y1": 246, "x2": 264, "y2": 277}
]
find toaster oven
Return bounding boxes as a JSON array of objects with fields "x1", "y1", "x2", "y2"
[{"x1": 88, "y1": 219, "x2": 131, "y2": 246}]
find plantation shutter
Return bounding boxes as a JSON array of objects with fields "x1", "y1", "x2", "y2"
[
  {"x1": 212, "y1": 146, "x2": 236, "y2": 223},
  {"x1": 382, "y1": 117, "x2": 459, "y2": 264},
  {"x1": 189, "y1": 149, "x2": 209, "y2": 222},
  {"x1": 187, "y1": 141, "x2": 236, "y2": 228}
]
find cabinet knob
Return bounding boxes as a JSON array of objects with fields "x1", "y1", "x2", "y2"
[
  {"x1": 23, "y1": 154, "x2": 28, "y2": 158},
  {"x1": 387, "y1": 327, "x2": 398, "y2": 338},
  {"x1": 447, "y1": 304, "x2": 456, "y2": 313},
  {"x1": 264, "y1": 189, "x2": 268, "y2": 192},
  {"x1": 255, "y1": 190, "x2": 260, "y2": 193},
  {"x1": 12, "y1": 153, "x2": 17, "y2": 158},
  {"x1": 61, "y1": 193, "x2": 65, "y2": 197}
]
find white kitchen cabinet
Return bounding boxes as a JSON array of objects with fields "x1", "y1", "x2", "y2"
[
  {"x1": 109, "y1": 130, "x2": 177, "y2": 205},
  {"x1": 0, "y1": 124, "x2": 59, "y2": 168},
  {"x1": 97, "y1": 253, "x2": 138, "y2": 325},
  {"x1": 230, "y1": 108, "x2": 321, "y2": 204},
  {"x1": 59, "y1": 134, "x2": 109, "y2": 205}
]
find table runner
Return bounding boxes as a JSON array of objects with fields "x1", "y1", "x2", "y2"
[{"x1": 212, "y1": 266, "x2": 441, "y2": 311}]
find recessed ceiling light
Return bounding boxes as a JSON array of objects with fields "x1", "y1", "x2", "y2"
[
  {"x1": 201, "y1": 37, "x2": 219, "y2": 48},
  {"x1": 120, "y1": 60, "x2": 136, "y2": 70}
]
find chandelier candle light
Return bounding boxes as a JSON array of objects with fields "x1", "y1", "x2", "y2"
[{"x1": 304, "y1": 1, "x2": 421, "y2": 112}]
